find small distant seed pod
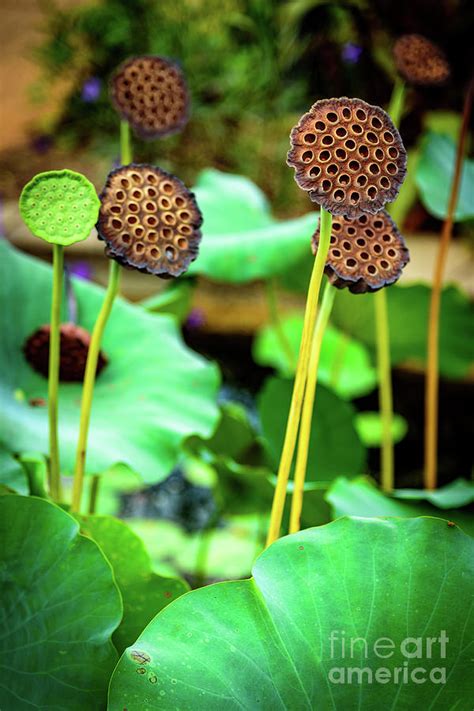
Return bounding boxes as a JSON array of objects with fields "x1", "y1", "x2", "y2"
[
  {"x1": 23, "y1": 323, "x2": 107, "y2": 382},
  {"x1": 97, "y1": 164, "x2": 202, "y2": 278},
  {"x1": 19, "y1": 170, "x2": 100, "y2": 246},
  {"x1": 312, "y1": 209, "x2": 410, "y2": 293},
  {"x1": 287, "y1": 97, "x2": 407, "y2": 218},
  {"x1": 393, "y1": 34, "x2": 450, "y2": 86},
  {"x1": 110, "y1": 55, "x2": 189, "y2": 139}
]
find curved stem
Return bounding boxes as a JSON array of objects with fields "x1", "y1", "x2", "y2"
[
  {"x1": 71, "y1": 260, "x2": 121, "y2": 512},
  {"x1": 375, "y1": 288, "x2": 394, "y2": 492},
  {"x1": 388, "y1": 78, "x2": 406, "y2": 128},
  {"x1": 424, "y1": 80, "x2": 473, "y2": 490},
  {"x1": 265, "y1": 278, "x2": 295, "y2": 372},
  {"x1": 266, "y1": 208, "x2": 332, "y2": 547},
  {"x1": 120, "y1": 120, "x2": 132, "y2": 164},
  {"x1": 48, "y1": 244, "x2": 64, "y2": 501},
  {"x1": 289, "y1": 280, "x2": 335, "y2": 533}
]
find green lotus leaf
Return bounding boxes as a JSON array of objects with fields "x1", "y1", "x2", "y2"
[
  {"x1": 19, "y1": 169, "x2": 100, "y2": 246},
  {"x1": 0, "y1": 445, "x2": 28, "y2": 494},
  {"x1": 254, "y1": 315, "x2": 377, "y2": 399},
  {"x1": 108, "y1": 516, "x2": 474, "y2": 709},
  {"x1": 0, "y1": 241, "x2": 220, "y2": 482},
  {"x1": 0, "y1": 495, "x2": 121, "y2": 710},
  {"x1": 78, "y1": 515, "x2": 189, "y2": 653},
  {"x1": 355, "y1": 411, "x2": 408, "y2": 447},
  {"x1": 415, "y1": 132, "x2": 474, "y2": 221},
  {"x1": 325, "y1": 476, "x2": 474, "y2": 536},
  {"x1": 331, "y1": 282, "x2": 474, "y2": 379},
  {"x1": 258, "y1": 376, "x2": 366, "y2": 481},
  {"x1": 393, "y1": 478, "x2": 474, "y2": 510},
  {"x1": 188, "y1": 168, "x2": 317, "y2": 282}
]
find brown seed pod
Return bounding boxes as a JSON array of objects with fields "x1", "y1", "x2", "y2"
[
  {"x1": 393, "y1": 35, "x2": 450, "y2": 86},
  {"x1": 23, "y1": 323, "x2": 107, "y2": 382},
  {"x1": 97, "y1": 164, "x2": 202, "y2": 278},
  {"x1": 287, "y1": 97, "x2": 407, "y2": 218},
  {"x1": 312, "y1": 210, "x2": 410, "y2": 293},
  {"x1": 110, "y1": 55, "x2": 189, "y2": 139}
]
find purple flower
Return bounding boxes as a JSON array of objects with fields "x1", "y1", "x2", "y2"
[
  {"x1": 81, "y1": 77, "x2": 102, "y2": 103},
  {"x1": 186, "y1": 308, "x2": 206, "y2": 330},
  {"x1": 68, "y1": 261, "x2": 93, "y2": 281},
  {"x1": 342, "y1": 42, "x2": 362, "y2": 64}
]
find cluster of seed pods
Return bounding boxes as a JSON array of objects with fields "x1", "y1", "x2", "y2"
[
  {"x1": 23, "y1": 324, "x2": 107, "y2": 382},
  {"x1": 110, "y1": 56, "x2": 189, "y2": 139},
  {"x1": 312, "y1": 210, "x2": 409, "y2": 293},
  {"x1": 96, "y1": 164, "x2": 202, "y2": 278},
  {"x1": 288, "y1": 97, "x2": 409, "y2": 290},
  {"x1": 393, "y1": 34, "x2": 450, "y2": 86}
]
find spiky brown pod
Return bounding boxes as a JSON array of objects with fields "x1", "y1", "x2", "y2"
[
  {"x1": 311, "y1": 210, "x2": 410, "y2": 293},
  {"x1": 287, "y1": 98, "x2": 407, "y2": 218},
  {"x1": 110, "y1": 56, "x2": 189, "y2": 139},
  {"x1": 97, "y1": 164, "x2": 202, "y2": 278},
  {"x1": 23, "y1": 323, "x2": 107, "y2": 381},
  {"x1": 393, "y1": 35, "x2": 450, "y2": 86}
]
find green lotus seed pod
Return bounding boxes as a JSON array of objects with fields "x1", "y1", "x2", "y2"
[{"x1": 19, "y1": 169, "x2": 100, "y2": 246}]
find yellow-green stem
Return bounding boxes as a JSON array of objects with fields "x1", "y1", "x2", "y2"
[
  {"x1": 71, "y1": 260, "x2": 121, "y2": 512},
  {"x1": 375, "y1": 288, "x2": 394, "y2": 492},
  {"x1": 48, "y1": 244, "x2": 64, "y2": 501},
  {"x1": 265, "y1": 278, "x2": 295, "y2": 372},
  {"x1": 120, "y1": 120, "x2": 132, "y2": 164},
  {"x1": 388, "y1": 78, "x2": 406, "y2": 128},
  {"x1": 266, "y1": 208, "x2": 332, "y2": 547},
  {"x1": 289, "y1": 280, "x2": 335, "y2": 533}
]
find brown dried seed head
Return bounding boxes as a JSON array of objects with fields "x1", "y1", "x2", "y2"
[
  {"x1": 287, "y1": 97, "x2": 407, "y2": 218},
  {"x1": 312, "y1": 210, "x2": 410, "y2": 293},
  {"x1": 97, "y1": 164, "x2": 202, "y2": 278},
  {"x1": 110, "y1": 55, "x2": 189, "y2": 139},
  {"x1": 23, "y1": 323, "x2": 107, "y2": 382},
  {"x1": 393, "y1": 34, "x2": 450, "y2": 86}
]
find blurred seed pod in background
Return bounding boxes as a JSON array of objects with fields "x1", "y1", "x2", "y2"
[
  {"x1": 393, "y1": 34, "x2": 451, "y2": 86},
  {"x1": 97, "y1": 164, "x2": 202, "y2": 278},
  {"x1": 110, "y1": 56, "x2": 189, "y2": 139},
  {"x1": 23, "y1": 323, "x2": 108, "y2": 382},
  {"x1": 311, "y1": 209, "x2": 410, "y2": 293},
  {"x1": 287, "y1": 98, "x2": 407, "y2": 218},
  {"x1": 19, "y1": 170, "x2": 100, "y2": 246}
]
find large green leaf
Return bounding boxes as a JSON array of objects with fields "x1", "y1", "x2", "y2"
[
  {"x1": 0, "y1": 495, "x2": 121, "y2": 710},
  {"x1": 393, "y1": 478, "x2": 474, "y2": 510},
  {"x1": 0, "y1": 241, "x2": 220, "y2": 482},
  {"x1": 79, "y1": 515, "x2": 189, "y2": 653},
  {"x1": 108, "y1": 516, "x2": 474, "y2": 709},
  {"x1": 258, "y1": 376, "x2": 366, "y2": 481},
  {"x1": 188, "y1": 168, "x2": 317, "y2": 282},
  {"x1": 326, "y1": 476, "x2": 474, "y2": 536},
  {"x1": 415, "y1": 132, "x2": 474, "y2": 221},
  {"x1": 0, "y1": 445, "x2": 28, "y2": 494},
  {"x1": 254, "y1": 315, "x2": 377, "y2": 399},
  {"x1": 331, "y1": 283, "x2": 474, "y2": 379}
]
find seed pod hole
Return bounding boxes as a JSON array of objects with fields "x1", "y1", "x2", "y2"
[
  {"x1": 322, "y1": 135, "x2": 334, "y2": 146},
  {"x1": 304, "y1": 132, "x2": 316, "y2": 144},
  {"x1": 335, "y1": 127, "x2": 347, "y2": 138},
  {"x1": 327, "y1": 164, "x2": 338, "y2": 175}
]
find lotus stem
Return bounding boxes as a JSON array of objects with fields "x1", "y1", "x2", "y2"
[
  {"x1": 375, "y1": 288, "x2": 394, "y2": 492},
  {"x1": 266, "y1": 208, "x2": 332, "y2": 547},
  {"x1": 388, "y1": 78, "x2": 406, "y2": 128},
  {"x1": 88, "y1": 474, "x2": 100, "y2": 514},
  {"x1": 71, "y1": 122, "x2": 130, "y2": 512},
  {"x1": 289, "y1": 280, "x2": 336, "y2": 533},
  {"x1": 48, "y1": 244, "x2": 64, "y2": 501},
  {"x1": 424, "y1": 80, "x2": 473, "y2": 489}
]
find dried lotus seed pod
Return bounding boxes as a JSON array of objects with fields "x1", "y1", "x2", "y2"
[
  {"x1": 287, "y1": 97, "x2": 407, "y2": 218},
  {"x1": 393, "y1": 34, "x2": 450, "y2": 86},
  {"x1": 110, "y1": 55, "x2": 189, "y2": 139},
  {"x1": 312, "y1": 209, "x2": 409, "y2": 293},
  {"x1": 23, "y1": 323, "x2": 107, "y2": 382},
  {"x1": 96, "y1": 164, "x2": 202, "y2": 278},
  {"x1": 19, "y1": 170, "x2": 100, "y2": 246}
]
